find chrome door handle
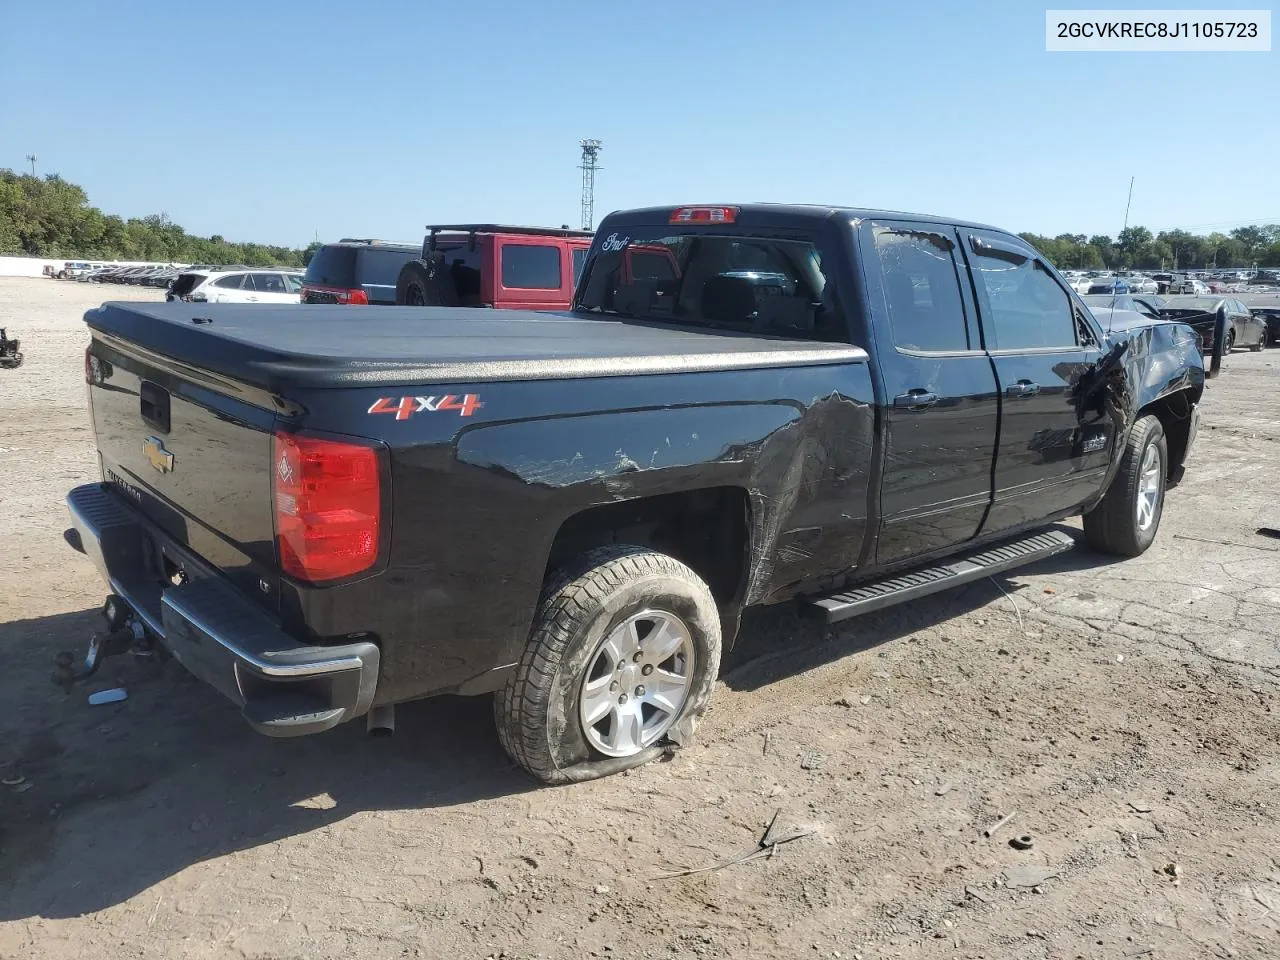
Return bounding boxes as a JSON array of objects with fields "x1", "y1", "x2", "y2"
[{"x1": 894, "y1": 390, "x2": 939, "y2": 410}]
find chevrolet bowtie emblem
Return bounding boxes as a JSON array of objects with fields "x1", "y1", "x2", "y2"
[{"x1": 143, "y1": 436, "x2": 174, "y2": 474}]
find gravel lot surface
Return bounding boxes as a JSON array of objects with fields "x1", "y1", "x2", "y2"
[{"x1": 1, "y1": 277, "x2": 1278, "y2": 960}]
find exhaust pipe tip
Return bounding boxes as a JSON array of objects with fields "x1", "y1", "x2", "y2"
[{"x1": 366, "y1": 704, "x2": 395, "y2": 737}]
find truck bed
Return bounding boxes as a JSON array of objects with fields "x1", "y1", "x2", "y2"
[{"x1": 86, "y1": 302, "x2": 867, "y2": 390}]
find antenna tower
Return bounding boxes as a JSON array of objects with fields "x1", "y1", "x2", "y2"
[{"x1": 578, "y1": 139, "x2": 603, "y2": 231}]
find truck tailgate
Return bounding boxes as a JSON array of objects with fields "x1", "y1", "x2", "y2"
[{"x1": 87, "y1": 329, "x2": 278, "y2": 610}]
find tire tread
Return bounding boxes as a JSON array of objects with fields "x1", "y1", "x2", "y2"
[{"x1": 494, "y1": 545, "x2": 719, "y2": 783}]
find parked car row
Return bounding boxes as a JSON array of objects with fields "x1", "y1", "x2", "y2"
[
  {"x1": 1064, "y1": 269, "x2": 1280, "y2": 297},
  {"x1": 77, "y1": 264, "x2": 183, "y2": 287}
]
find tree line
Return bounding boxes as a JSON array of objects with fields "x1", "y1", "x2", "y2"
[
  {"x1": 2, "y1": 166, "x2": 1277, "y2": 273},
  {"x1": 0, "y1": 169, "x2": 315, "y2": 268},
  {"x1": 1017, "y1": 224, "x2": 1280, "y2": 271}
]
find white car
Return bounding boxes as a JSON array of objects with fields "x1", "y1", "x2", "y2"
[
  {"x1": 1127, "y1": 275, "x2": 1159, "y2": 294},
  {"x1": 167, "y1": 269, "x2": 304, "y2": 304}
]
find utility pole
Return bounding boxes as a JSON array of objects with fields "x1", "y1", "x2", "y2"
[
  {"x1": 25, "y1": 154, "x2": 38, "y2": 177},
  {"x1": 578, "y1": 139, "x2": 603, "y2": 232}
]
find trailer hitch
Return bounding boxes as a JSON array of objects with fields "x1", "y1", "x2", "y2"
[{"x1": 54, "y1": 595, "x2": 153, "y2": 684}]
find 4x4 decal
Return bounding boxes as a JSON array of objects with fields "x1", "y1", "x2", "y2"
[{"x1": 368, "y1": 394, "x2": 483, "y2": 420}]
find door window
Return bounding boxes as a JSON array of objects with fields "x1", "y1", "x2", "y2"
[
  {"x1": 501, "y1": 244, "x2": 561, "y2": 289},
  {"x1": 970, "y1": 239, "x2": 1077, "y2": 350},
  {"x1": 284, "y1": 274, "x2": 303, "y2": 293},
  {"x1": 255, "y1": 273, "x2": 287, "y2": 294},
  {"x1": 872, "y1": 226, "x2": 969, "y2": 352},
  {"x1": 213, "y1": 274, "x2": 244, "y2": 289}
]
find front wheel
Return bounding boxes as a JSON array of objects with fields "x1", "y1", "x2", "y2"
[
  {"x1": 1250, "y1": 333, "x2": 1265, "y2": 353},
  {"x1": 494, "y1": 546, "x2": 722, "y2": 784},
  {"x1": 1082, "y1": 414, "x2": 1167, "y2": 557}
]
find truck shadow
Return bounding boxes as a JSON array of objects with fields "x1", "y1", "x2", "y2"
[
  {"x1": 0, "y1": 609, "x2": 534, "y2": 921},
  {"x1": 723, "y1": 525, "x2": 1118, "y2": 691}
]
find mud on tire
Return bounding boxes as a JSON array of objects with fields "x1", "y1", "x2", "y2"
[{"x1": 494, "y1": 545, "x2": 722, "y2": 785}]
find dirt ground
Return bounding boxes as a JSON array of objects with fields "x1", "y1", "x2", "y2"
[{"x1": 1, "y1": 276, "x2": 1278, "y2": 960}]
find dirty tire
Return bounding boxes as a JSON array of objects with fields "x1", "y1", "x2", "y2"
[
  {"x1": 494, "y1": 545, "x2": 722, "y2": 785},
  {"x1": 1250, "y1": 334, "x2": 1264, "y2": 353},
  {"x1": 1082, "y1": 414, "x2": 1167, "y2": 557}
]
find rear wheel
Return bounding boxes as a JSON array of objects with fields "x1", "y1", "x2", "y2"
[
  {"x1": 1082, "y1": 414, "x2": 1167, "y2": 557},
  {"x1": 494, "y1": 546, "x2": 722, "y2": 784},
  {"x1": 1225, "y1": 328, "x2": 1236, "y2": 351},
  {"x1": 1250, "y1": 332, "x2": 1265, "y2": 353}
]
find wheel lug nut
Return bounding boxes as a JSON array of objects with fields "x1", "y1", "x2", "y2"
[
  {"x1": 633, "y1": 651, "x2": 644, "y2": 662},
  {"x1": 618, "y1": 693, "x2": 628, "y2": 704},
  {"x1": 609, "y1": 681, "x2": 619, "y2": 692},
  {"x1": 635, "y1": 685, "x2": 645, "y2": 697},
  {"x1": 616, "y1": 661, "x2": 625, "y2": 672},
  {"x1": 641, "y1": 664, "x2": 653, "y2": 676}
]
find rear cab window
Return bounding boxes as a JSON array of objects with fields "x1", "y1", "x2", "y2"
[{"x1": 574, "y1": 226, "x2": 845, "y2": 341}]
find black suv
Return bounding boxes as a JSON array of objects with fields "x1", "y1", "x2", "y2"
[{"x1": 301, "y1": 240, "x2": 420, "y2": 305}]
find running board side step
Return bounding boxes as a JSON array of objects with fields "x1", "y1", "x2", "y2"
[{"x1": 801, "y1": 530, "x2": 1075, "y2": 625}]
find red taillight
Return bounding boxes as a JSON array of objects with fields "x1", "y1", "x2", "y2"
[
  {"x1": 273, "y1": 432, "x2": 382, "y2": 583},
  {"x1": 669, "y1": 206, "x2": 739, "y2": 224},
  {"x1": 300, "y1": 285, "x2": 369, "y2": 305}
]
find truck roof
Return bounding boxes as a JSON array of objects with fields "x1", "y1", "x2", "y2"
[
  {"x1": 600, "y1": 203, "x2": 1006, "y2": 234},
  {"x1": 86, "y1": 302, "x2": 867, "y2": 390}
]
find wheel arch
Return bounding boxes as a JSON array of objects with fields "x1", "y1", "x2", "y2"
[
  {"x1": 544, "y1": 486, "x2": 754, "y2": 645},
  {"x1": 1138, "y1": 386, "x2": 1201, "y2": 484}
]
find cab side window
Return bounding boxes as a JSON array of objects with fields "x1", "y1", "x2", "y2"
[
  {"x1": 970, "y1": 241, "x2": 1077, "y2": 350},
  {"x1": 502, "y1": 244, "x2": 562, "y2": 289},
  {"x1": 872, "y1": 226, "x2": 969, "y2": 352}
]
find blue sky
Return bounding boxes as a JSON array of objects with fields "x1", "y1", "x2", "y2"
[{"x1": 2, "y1": 0, "x2": 1275, "y2": 247}]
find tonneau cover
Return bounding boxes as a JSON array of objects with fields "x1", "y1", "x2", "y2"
[{"x1": 85, "y1": 302, "x2": 868, "y2": 390}]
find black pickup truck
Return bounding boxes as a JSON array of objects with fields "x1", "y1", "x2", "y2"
[{"x1": 65, "y1": 204, "x2": 1217, "y2": 784}]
